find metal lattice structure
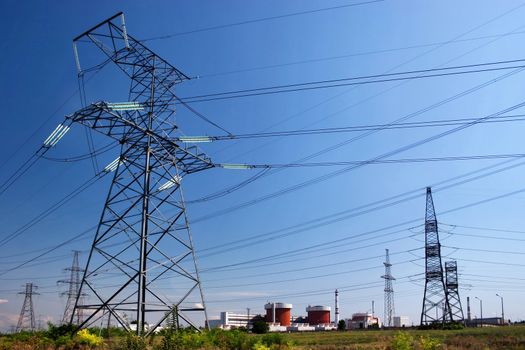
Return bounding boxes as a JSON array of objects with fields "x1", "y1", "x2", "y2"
[
  {"x1": 16, "y1": 283, "x2": 38, "y2": 332},
  {"x1": 420, "y1": 187, "x2": 452, "y2": 325},
  {"x1": 444, "y1": 260, "x2": 464, "y2": 322},
  {"x1": 58, "y1": 251, "x2": 84, "y2": 325},
  {"x1": 381, "y1": 248, "x2": 395, "y2": 327},
  {"x1": 70, "y1": 13, "x2": 212, "y2": 336}
]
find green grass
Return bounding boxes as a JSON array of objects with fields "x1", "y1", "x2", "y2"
[
  {"x1": 1, "y1": 325, "x2": 524, "y2": 349},
  {"x1": 287, "y1": 326, "x2": 525, "y2": 350}
]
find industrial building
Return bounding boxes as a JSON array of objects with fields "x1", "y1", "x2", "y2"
[
  {"x1": 393, "y1": 316, "x2": 410, "y2": 327},
  {"x1": 306, "y1": 305, "x2": 331, "y2": 325},
  {"x1": 207, "y1": 312, "x2": 265, "y2": 330},
  {"x1": 265, "y1": 302, "x2": 293, "y2": 327},
  {"x1": 345, "y1": 313, "x2": 381, "y2": 329}
]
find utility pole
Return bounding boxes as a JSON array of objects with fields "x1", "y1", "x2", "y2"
[
  {"x1": 496, "y1": 294, "x2": 505, "y2": 325},
  {"x1": 420, "y1": 187, "x2": 452, "y2": 325},
  {"x1": 467, "y1": 297, "x2": 471, "y2": 323},
  {"x1": 444, "y1": 261, "x2": 464, "y2": 322},
  {"x1": 475, "y1": 297, "x2": 483, "y2": 327},
  {"x1": 381, "y1": 249, "x2": 395, "y2": 327},
  {"x1": 16, "y1": 283, "x2": 38, "y2": 332},
  {"x1": 69, "y1": 13, "x2": 213, "y2": 336},
  {"x1": 58, "y1": 250, "x2": 84, "y2": 325},
  {"x1": 335, "y1": 289, "x2": 340, "y2": 325}
]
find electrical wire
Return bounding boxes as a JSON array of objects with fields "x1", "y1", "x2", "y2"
[
  {"x1": 193, "y1": 113, "x2": 525, "y2": 141},
  {"x1": 176, "y1": 59, "x2": 525, "y2": 104},
  {"x1": 217, "y1": 153, "x2": 525, "y2": 169},
  {"x1": 141, "y1": 0, "x2": 385, "y2": 41},
  {"x1": 192, "y1": 92, "x2": 525, "y2": 224},
  {"x1": 199, "y1": 31, "x2": 525, "y2": 79},
  {"x1": 197, "y1": 158, "x2": 525, "y2": 256}
]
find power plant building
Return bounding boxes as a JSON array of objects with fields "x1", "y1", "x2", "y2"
[
  {"x1": 265, "y1": 302, "x2": 292, "y2": 326},
  {"x1": 306, "y1": 305, "x2": 331, "y2": 325},
  {"x1": 393, "y1": 316, "x2": 410, "y2": 327}
]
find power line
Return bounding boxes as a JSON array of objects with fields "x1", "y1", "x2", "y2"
[
  {"x1": 199, "y1": 31, "x2": 525, "y2": 79},
  {"x1": 188, "y1": 113, "x2": 525, "y2": 141},
  {"x1": 142, "y1": 0, "x2": 385, "y2": 41},
  {"x1": 192, "y1": 92, "x2": 525, "y2": 224},
  {"x1": 176, "y1": 59, "x2": 525, "y2": 104},
  {"x1": 217, "y1": 153, "x2": 525, "y2": 169},
  {"x1": 197, "y1": 158, "x2": 525, "y2": 256}
]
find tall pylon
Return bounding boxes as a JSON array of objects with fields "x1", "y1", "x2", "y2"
[
  {"x1": 420, "y1": 187, "x2": 452, "y2": 325},
  {"x1": 69, "y1": 13, "x2": 213, "y2": 335},
  {"x1": 58, "y1": 251, "x2": 84, "y2": 325},
  {"x1": 381, "y1": 248, "x2": 395, "y2": 327},
  {"x1": 16, "y1": 283, "x2": 38, "y2": 332},
  {"x1": 444, "y1": 260, "x2": 464, "y2": 322}
]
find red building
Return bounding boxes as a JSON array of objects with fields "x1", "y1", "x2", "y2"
[
  {"x1": 306, "y1": 305, "x2": 331, "y2": 325},
  {"x1": 264, "y1": 302, "x2": 292, "y2": 326}
]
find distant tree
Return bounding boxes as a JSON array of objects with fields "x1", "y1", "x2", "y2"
[
  {"x1": 337, "y1": 320, "x2": 346, "y2": 331},
  {"x1": 251, "y1": 321, "x2": 269, "y2": 334}
]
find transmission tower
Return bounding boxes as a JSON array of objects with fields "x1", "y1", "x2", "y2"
[
  {"x1": 444, "y1": 260, "x2": 464, "y2": 322},
  {"x1": 16, "y1": 283, "x2": 38, "y2": 332},
  {"x1": 58, "y1": 251, "x2": 84, "y2": 325},
  {"x1": 420, "y1": 187, "x2": 452, "y2": 325},
  {"x1": 381, "y1": 248, "x2": 395, "y2": 327},
  {"x1": 68, "y1": 13, "x2": 213, "y2": 336}
]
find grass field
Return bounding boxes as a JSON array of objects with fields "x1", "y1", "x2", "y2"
[
  {"x1": 287, "y1": 326, "x2": 525, "y2": 349},
  {"x1": 1, "y1": 325, "x2": 525, "y2": 349}
]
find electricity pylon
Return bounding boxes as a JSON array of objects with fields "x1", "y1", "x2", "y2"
[
  {"x1": 58, "y1": 250, "x2": 84, "y2": 325},
  {"x1": 420, "y1": 187, "x2": 452, "y2": 325},
  {"x1": 381, "y1": 248, "x2": 395, "y2": 327},
  {"x1": 16, "y1": 283, "x2": 38, "y2": 332},
  {"x1": 69, "y1": 13, "x2": 213, "y2": 336},
  {"x1": 444, "y1": 260, "x2": 464, "y2": 322}
]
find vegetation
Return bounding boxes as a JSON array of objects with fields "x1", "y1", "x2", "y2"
[{"x1": 1, "y1": 323, "x2": 525, "y2": 349}]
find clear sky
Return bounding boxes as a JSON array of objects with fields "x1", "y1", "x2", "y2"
[{"x1": 1, "y1": 0, "x2": 525, "y2": 331}]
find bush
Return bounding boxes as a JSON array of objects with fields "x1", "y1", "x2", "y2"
[
  {"x1": 337, "y1": 320, "x2": 346, "y2": 331},
  {"x1": 115, "y1": 334, "x2": 147, "y2": 350},
  {"x1": 76, "y1": 329, "x2": 104, "y2": 347},
  {"x1": 252, "y1": 321, "x2": 269, "y2": 334},
  {"x1": 418, "y1": 335, "x2": 443, "y2": 350},
  {"x1": 45, "y1": 322, "x2": 76, "y2": 340},
  {"x1": 391, "y1": 331, "x2": 414, "y2": 350}
]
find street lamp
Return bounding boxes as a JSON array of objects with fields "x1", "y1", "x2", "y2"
[
  {"x1": 496, "y1": 294, "x2": 505, "y2": 325},
  {"x1": 475, "y1": 297, "x2": 483, "y2": 327}
]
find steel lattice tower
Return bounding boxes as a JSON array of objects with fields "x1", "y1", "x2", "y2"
[
  {"x1": 420, "y1": 187, "x2": 452, "y2": 325},
  {"x1": 381, "y1": 248, "x2": 395, "y2": 327},
  {"x1": 16, "y1": 283, "x2": 38, "y2": 332},
  {"x1": 58, "y1": 251, "x2": 84, "y2": 325},
  {"x1": 444, "y1": 260, "x2": 464, "y2": 322},
  {"x1": 69, "y1": 13, "x2": 213, "y2": 336}
]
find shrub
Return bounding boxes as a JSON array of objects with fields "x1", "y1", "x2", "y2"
[
  {"x1": 76, "y1": 329, "x2": 104, "y2": 347},
  {"x1": 337, "y1": 320, "x2": 346, "y2": 331},
  {"x1": 418, "y1": 336, "x2": 443, "y2": 350},
  {"x1": 391, "y1": 331, "x2": 414, "y2": 350},
  {"x1": 252, "y1": 321, "x2": 269, "y2": 334},
  {"x1": 114, "y1": 333, "x2": 147, "y2": 350}
]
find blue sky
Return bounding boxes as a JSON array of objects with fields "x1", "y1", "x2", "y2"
[{"x1": 1, "y1": 0, "x2": 525, "y2": 330}]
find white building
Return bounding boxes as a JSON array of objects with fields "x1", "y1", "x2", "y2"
[
  {"x1": 393, "y1": 316, "x2": 410, "y2": 327},
  {"x1": 208, "y1": 312, "x2": 259, "y2": 330},
  {"x1": 345, "y1": 313, "x2": 381, "y2": 329}
]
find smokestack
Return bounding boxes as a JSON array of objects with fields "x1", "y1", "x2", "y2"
[
  {"x1": 335, "y1": 289, "x2": 340, "y2": 325},
  {"x1": 372, "y1": 300, "x2": 375, "y2": 317},
  {"x1": 273, "y1": 302, "x2": 276, "y2": 323},
  {"x1": 467, "y1": 297, "x2": 471, "y2": 321}
]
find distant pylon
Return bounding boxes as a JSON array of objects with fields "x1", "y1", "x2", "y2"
[
  {"x1": 444, "y1": 261, "x2": 464, "y2": 322},
  {"x1": 381, "y1": 248, "x2": 395, "y2": 327},
  {"x1": 420, "y1": 187, "x2": 452, "y2": 325},
  {"x1": 16, "y1": 283, "x2": 38, "y2": 332},
  {"x1": 58, "y1": 251, "x2": 84, "y2": 325}
]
